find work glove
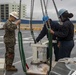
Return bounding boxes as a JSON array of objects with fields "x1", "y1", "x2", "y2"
[{"x1": 42, "y1": 16, "x2": 49, "y2": 23}]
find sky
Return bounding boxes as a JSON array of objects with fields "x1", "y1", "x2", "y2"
[{"x1": 0, "y1": 0, "x2": 76, "y2": 20}]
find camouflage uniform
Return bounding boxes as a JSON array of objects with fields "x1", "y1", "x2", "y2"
[{"x1": 3, "y1": 20, "x2": 17, "y2": 67}]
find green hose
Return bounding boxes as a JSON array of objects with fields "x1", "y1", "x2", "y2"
[
  {"x1": 18, "y1": 31, "x2": 27, "y2": 73},
  {"x1": 48, "y1": 29, "x2": 52, "y2": 72}
]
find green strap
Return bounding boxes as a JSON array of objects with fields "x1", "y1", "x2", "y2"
[
  {"x1": 48, "y1": 29, "x2": 52, "y2": 72},
  {"x1": 18, "y1": 31, "x2": 27, "y2": 73}
]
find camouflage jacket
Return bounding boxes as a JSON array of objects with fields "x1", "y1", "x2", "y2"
[{"x1": 3, "y1": 20, "x2": 17, "y2": 46}]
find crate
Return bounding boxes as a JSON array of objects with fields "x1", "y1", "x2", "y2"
[{"x1": 31, "y1": 43, "x2": 48, "y2": 64}]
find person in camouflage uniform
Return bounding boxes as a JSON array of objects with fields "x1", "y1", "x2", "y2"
[{"x1": 3, "y1": 11, "x2": 20, "y2": 71}]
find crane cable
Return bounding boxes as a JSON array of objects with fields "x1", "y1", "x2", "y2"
[
  {"x1": 43, "y1": 0, "x2": 48, "y2": 16},
  {"x1": 52, "y1": 0, "x2": 62, "y2": 24},
  {"x1": 30, "y1": 0, "x2": 36, "y2": 43},
  {"x1": 40, "y1": 0, "x2": 48, "y2": 16}
]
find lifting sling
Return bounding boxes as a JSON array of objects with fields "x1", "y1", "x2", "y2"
[
  {"x1": 30, "y1": 0, "x2": 36, "y2": 43},
  {"x1": 30, "y1": 0, "x2": 53, "y2": 73},
  {"x1": 40, "y1": 0, "x2": 53, "y2": 73},
  {"x1": 18, "y1": 0, "x2": 29, "y2": 74}
]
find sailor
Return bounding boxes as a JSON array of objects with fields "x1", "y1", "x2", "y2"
[
  {"x1": 36, "y1": 16, "x2": 60, "y2": 61},
  {"x1": 50, "y1": 9, "x2": 74, "y2": 60},
  {"x1": 3, "y1": 11, "x2": 20, "y2": 71}
]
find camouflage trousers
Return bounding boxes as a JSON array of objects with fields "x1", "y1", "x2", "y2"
[{"x1": 5, "y1": 44, "x2": 15, "y2": 67}]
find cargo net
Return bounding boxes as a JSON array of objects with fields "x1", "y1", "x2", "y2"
[
  {"x1": 50, "y1": 57, "x2": 76, "y2": 75},
  {"x1": 58, "y1": 57, "x2": 76, "y2": 70},
  {"x1": 59, "y1": 57, "x2": 76, "y2": 75}
]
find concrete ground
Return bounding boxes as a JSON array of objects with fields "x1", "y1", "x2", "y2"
[{"x1": 0, "y1": 30, "x2": 76, "y2": 75}]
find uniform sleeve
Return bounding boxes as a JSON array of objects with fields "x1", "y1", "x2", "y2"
[
  {"x1": 54, "y1": 22, "x2": 60, "y2": 31},
  {"x1": 51, "y1": 21, "x2": 60, "y2": 31},
  {"x1": 6, "y1": 21, "x2": 17, "y2": 31},
  {"x1": 36, "y1": 24, "x2": 47, "y2": 42},
  {"x1": 54, "y1": 22, "x2": 69, "y2": 38}
]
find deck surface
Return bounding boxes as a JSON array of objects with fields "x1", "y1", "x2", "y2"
[{"x1": 0, "y1": 30, "x2": 76, "y2": 75}]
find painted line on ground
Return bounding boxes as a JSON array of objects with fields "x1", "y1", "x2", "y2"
[
  {"x1": 0, "y1": 47, "x2": 5, "y2": 49},
  {"x1": 0, "y1": 36, "x2": 33, "y2": 40},
  {"x1": 0, "y1": 41, "x2": 34, "y2": 44},
  {"x1": 0, "y1": 40, "x2": 76, "y2": 44},
  {"x1": 0, "y1": 36, "x2": 3, "y2": 38},
  {"x1": 13, "y1": 56, "x2": 32, "y2": 65}
]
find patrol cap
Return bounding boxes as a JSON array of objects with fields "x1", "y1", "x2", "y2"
[
  {"x1": 42, "y1": 16, "x2": 49, "y2": 23},
  {"x1": 58, "y1": 9, "x2": 68, "y2": 17},
  {"x1": 9, "y1": 11, "x2": 19, "y2": 19}
]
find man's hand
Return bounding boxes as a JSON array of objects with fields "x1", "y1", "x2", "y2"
[
  {"x1": 58, "y1": 42, "x2": 60, "y2": 48},
  {"x1": 15, "y1": 20, "x2": 21, "y2": 25},
  {"x1": 50, "y1": 29, "x2": 54, "y2": 34}
]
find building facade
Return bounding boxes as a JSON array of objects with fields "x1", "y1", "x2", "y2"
[{"x1": 0, "y1": 2, "x2": 26, "y2": 21}]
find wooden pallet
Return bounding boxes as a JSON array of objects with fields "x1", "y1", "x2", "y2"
[{"x1": 27, "y1": 64, "x2": 49, "y2": 75}]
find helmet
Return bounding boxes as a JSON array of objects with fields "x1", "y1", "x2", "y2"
[
  {"x1": 9, "y1": 11, "x2": 19, "y2": 19},
  {"x1": 58, "y1": 9, "x2": 68, "y2": 17},
  {"x1": 42, "y1": 16, "x2": 49, "y2": 23}
]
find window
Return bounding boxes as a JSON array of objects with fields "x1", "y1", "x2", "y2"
[
  {"x1": 12, "y1": 5, "x2": 14, "y2": 7},
  {"x1": 23, "y1": 16, "x2": 25, "y2": 18},
  {"x1": 1, "y1": 5, "x2": 4, "y2": 7},
  {"x1": 6, "y1": 12, "x2": 8, "y2": 15},
  {"x1": 1, "y1": 17, "x2": 4, "y2": 19},
  {"x1": 6, "y1": 10, "x2": 8, "y2": 12},
  {"x1": 6, "y1": 15, "x2": 8, "y2": 18},
  {"x1": 1, "y1": 15, "x2": 4, "y2": 17},
  {"x1": 6, "y1": 17, "x2": 8, "y2": 19},
  {"x1": 6, "y1": 7, "x2": 8, "y2": 9},
  {"x1": 5, "y1": 4, "x2": 8, "y2": 7},
  {"x1": 12, "y1": 8, "x2": 14, "y2": 9},
  {"x1": 1, "y1": 10, "x2": 4, "y2": 12}
]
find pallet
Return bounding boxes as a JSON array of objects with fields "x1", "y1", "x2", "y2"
[{"x1": 27, "y1": 64, "x2": 49, "y2": 75}]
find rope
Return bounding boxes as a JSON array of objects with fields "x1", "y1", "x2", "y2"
[{"x1": 30, "y1": 0, "x2": 36, "y2": 43}]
